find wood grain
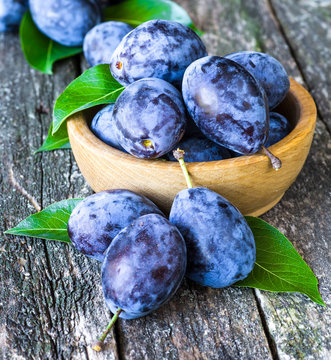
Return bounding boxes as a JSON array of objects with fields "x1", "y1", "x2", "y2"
[
  {"x1": 270, "y1": 0, "x2": 331, "y2": 132},
  {"x1": 0, "y1": 33, "x2": 118, "y2": 360}
]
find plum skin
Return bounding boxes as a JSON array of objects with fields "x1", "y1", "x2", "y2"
[
  {"x1": 110, "y1": 19, "x2": 207, "y2": 88},
  {"x1": 29, "y1": 0, "x2": 101, "y2": 47},
  {"x1": 83, "y1": 21, "x2": 133, "y2": 67},
  {"x1": 225, "y1": 51, "x2": 290, "y2": 109},
  {"x1": 102, "y1": 214, "x2": 187, "y2": 319},
  {"x1": 0, "y1": 0, "x2": 28, "y2": 32},
  {"x1": 166, "y1": 135, "x2": 231, "y2": 162},
  {"x1": 169, "y1": 187, "x2": 256, "y2": 288},
  {"x1": 182, "y1": 56, "x2": 269, "y2": 155},
  {"x1": 265, "y1": 112, "x2": 292, "y2": 147},
  {"x1": 90, "y1": 104, "x2": 124, "y2": 151},
  {"x1": 113, "y1": 78, "x2": 187, "y2": 159},
  {"x1": 67, "y1": 189, "x2": 164, "y2": 262}
]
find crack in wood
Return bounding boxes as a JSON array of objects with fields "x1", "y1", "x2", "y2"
[
  {"x1": 7, "y1": 162, "x2": 41, "y2": 212},
  {"x1": 253, "y1": 290, "x2": 280, "y2": 360}
]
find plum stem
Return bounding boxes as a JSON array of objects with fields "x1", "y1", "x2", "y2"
[
  {"x1": 261, "y1": 146, "x2": 282, "y2": 170},
  {"x1": 173, "y1": 149, "x2": 193, "y2": 189},
  {"x1": 92, "y1": 308, "x2": 122, "y2": 352}
]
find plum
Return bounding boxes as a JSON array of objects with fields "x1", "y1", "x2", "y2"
[
  {"x1": 182, "y1": 56, "x2": 269, "y2": 155},
  {"x1": 90, "y1": 104, "x2": 124, "y2": 151},
  {"x1": 169, "y1": 187, "x2": 256, "y2": 288},
  {"x1": 102, "y1": 214, "x2": 187, "y2": 319},
  {"x1": 113, "y1": 78, "x2": 187, "y2": 158},
  {"x1": 265, "y1": 112, "x2": 292, "y2": 147},
  {"x1": 166, "y1": 135, "x2": 231, "y2": 162},
  {"x1": 67, "y1": 189, "x2": 164, "y2": 262},
  {"x1": 110, "y1": 19, "x2": 207, "y2": 87},
  {"x1": 225, "y1": 51, "x2": 290, "y2": 109},
  {"x1": 0, "y1": 0, "x2": 28, "y2": 32},
  {"x1": 29, "y1": 0, "x2": 101, "y2": 46},
  {"x1": 83, "y1": 21, "x2": 133, "y2": 66}
]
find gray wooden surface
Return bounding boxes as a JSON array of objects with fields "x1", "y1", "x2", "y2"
[{"x1": 0, "y1": 1, "x2": 330, "y2": 359}]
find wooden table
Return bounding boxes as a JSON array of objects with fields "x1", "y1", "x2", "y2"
[{"x1": 1, "y1": 1, "x2": 330, "y2": 359}]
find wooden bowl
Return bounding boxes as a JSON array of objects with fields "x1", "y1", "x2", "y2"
[{"x1": 67, "y1": 78, "x2": 316, "y2": 216}]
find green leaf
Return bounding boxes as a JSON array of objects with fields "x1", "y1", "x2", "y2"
[
  {"x1": 103, "y1": 0, "x2": 193, "y2": 27},
  {"x1": 5, "y1": 199, "x2": 82, "y2": 243},
  {"x1": 20, "y1": 11, "x2": 82, "y2": 75},
  {"x1": 35, "y1": 121, "x2": 70, "y2": 153},
  {"x1": 52, "y1": 64, "x2": 124, "y2": 134},
  {"x1": 235, "y1": 217, "x2": 325, "y2": 306}
]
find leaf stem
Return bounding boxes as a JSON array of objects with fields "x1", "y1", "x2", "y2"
[
  {"x1": 92, "y1": 308, "x2": 122, "y2": 352},
  {"x1": 173, "y1": 149, "x2": 193, "y2": 189}
]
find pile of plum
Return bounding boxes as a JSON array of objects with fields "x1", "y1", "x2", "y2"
[
  {"x1": 86, "y1": 19, "x2": 291, "y2": 164},
  {"x1": 1, "y1": 1, "x2": 292, "y2": 163},
  {"x1": 67, "y1": 186, "x2": 256, "y2": 349}
]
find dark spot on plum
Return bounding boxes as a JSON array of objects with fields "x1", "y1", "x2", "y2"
[{"x1": 151, "y1": 266, "x2": 169, "y2": 281}]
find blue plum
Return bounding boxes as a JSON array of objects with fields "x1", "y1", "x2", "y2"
[
  {"x1": 90, "y1": 104, "x2": 124, "y2": 151},
  {"x1": 113, "y1": 78, "x2": 187, "y2": 158},
  {"x1": 225, "y1": 51, "x2": 290, "y2": 109},
  {"x1": 182, "y1": 56, "x2": 269, "y2": 155},
  {"x1": 102, "y1": 214, "x2": 187, "y2": 319},
  {"x1": 110, "y1": 19, "x2": 207, "y2": 87},
  {"x1": 29, "y1": 0, "x2": 101, "y2": 47},
  {"x1": 166, "y1": 135, "x2": 231, "y2": 162},
  {"x1": 169, "y1": 187, "x2": 256, "y2": 288},
  {"x1": 83, "y1": 21, "x2": 133, "y2": 66},
  {"x1": 0, "y1": 0, "x2": 28, "y2": 32},
  {"x1": 265, "y1": 112, "x2": 292, "y2": 147},
  {"x1": 67, "y1": 189, "x2": 164, "y2": 262}
]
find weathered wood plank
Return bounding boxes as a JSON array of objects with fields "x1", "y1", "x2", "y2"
[
  {"x1": 117, "y1": 281, "x2": 272, "y2": 359},
  {"x1": 270, "y1": 0, "x2": 331, "y2": 131},
  {"x1": 0, "y1": 33, "x2": 118, "y2": 359}
]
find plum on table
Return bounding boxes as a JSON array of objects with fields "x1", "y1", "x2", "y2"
[
  {"x1": 67, "y1": 189, "x2": 164, "y2": 262},
  {"x1": 0, "y1": 0, "x2": 28, "y2": 32},
  {"x1": 113, "y1": 78, "x2": 187, "y2": 159},
  {"x1": 101, "y1": 213, "x2": 187, "y2": 319},
  {"x1": 169, "y1": 187, "x2": 256, "y2": 288},
  {"x1": 225, "y1": 51, "x2": 290, "y2": 109},
  {"x1": 110, "y1": 19, "x2": 207, "y2": 87},
  {"x1": 29, "y1": 0, "x2": 101, "y2": 46},
  {"x1": 83, "y1": 21, "x2": 133, "y2": 66}
]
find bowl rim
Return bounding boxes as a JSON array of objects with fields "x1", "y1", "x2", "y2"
[{"x1": 67, "y1": 77, "x2": 317, "y2": 170}]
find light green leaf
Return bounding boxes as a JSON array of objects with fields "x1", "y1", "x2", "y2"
[
  {"x1": 5, "y1": 199, "x2": 82, "y2": 243},
  {"x1": 52, "y1": 64, "x2": 124, "y2": 134},
  {"x1": 20, "y1": 11, "x2": 82, "y2": 75},
  {"x1": 36, "y1": 121, "x2": 70, "y2": 153},
  {"x1": 235, "y1": 217, "x2": 325, "y2": 306},
  {"x1": 103, "y1": 0, "x2": 193, "y2": 27}
]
